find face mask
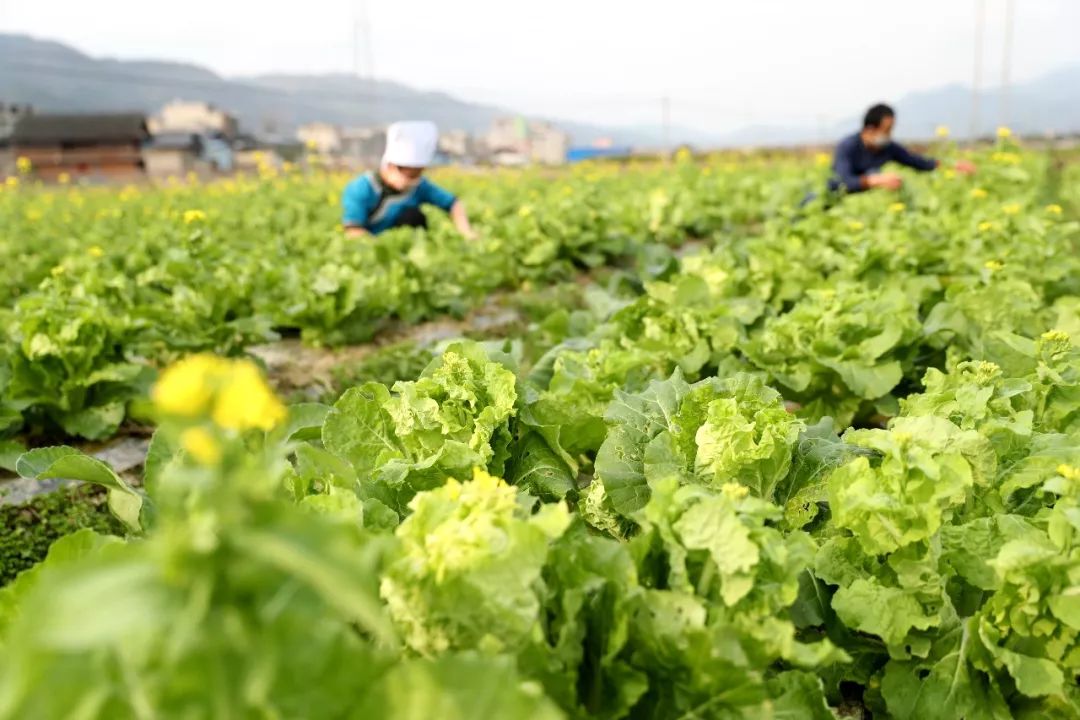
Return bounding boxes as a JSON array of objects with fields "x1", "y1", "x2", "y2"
[{"x1": 866, "y1": 133, "x2": 891, "y2": 149}]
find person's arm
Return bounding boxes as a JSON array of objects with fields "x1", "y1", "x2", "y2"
[
  {"x1": 891, "y1": 143, "x2": 977, "y2": 176},
  {"x1": 419, "y1": 179, "x2": 476, "y2": 239},
  {"x1": 889, "y1": 142, "x2": 939, "y2": 172},
  {"x1": 449, "y1": 200, "x2": 476, "y2": 240},
  {"x1": 341, "y1": 178, "x2": 373, "y2": 236}
]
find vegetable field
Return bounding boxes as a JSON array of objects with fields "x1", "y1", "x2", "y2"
[{"x1": 1, "y1": 136, "x2": 1080, "y2": 719}]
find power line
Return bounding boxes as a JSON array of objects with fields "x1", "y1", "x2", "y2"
[
  {"x1": 971, "y1": 0, "x2": 985, "y2": 140},
  {"x1": 1000, "y1": 0, "x2": 1015, "y2": 129}
]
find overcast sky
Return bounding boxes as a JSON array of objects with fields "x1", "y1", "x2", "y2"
[{"x1": 2, "y1": 0, "x2": 1078, "y2": 133}]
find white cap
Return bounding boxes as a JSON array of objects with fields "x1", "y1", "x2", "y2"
[{"x1": 382, "y1": 120, "x2": 438, "y2": 167}]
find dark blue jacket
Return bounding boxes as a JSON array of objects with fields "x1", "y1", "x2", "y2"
[{"x1": 829, "y1": 133, "x2": 938, "y2": 193}]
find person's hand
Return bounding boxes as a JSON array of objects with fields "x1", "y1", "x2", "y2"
[
  {"x1": 867, "y1": 172, "x2": 903, "y2": 191},
  {"x1": 954, "y1": 159, "x2": 977, "y2": 176}
]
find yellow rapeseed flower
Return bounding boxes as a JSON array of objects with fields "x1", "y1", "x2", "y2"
[
  {"x1": 118, "y1": 185, "x2": 140, "y2": 202},
  {"x1": 1002, "y1": 203, "x2": 1021, "y2": 216},
  {"x1": 1045, "y1": 204, "x2": 1063, "y2": 215},
  {"x1": 153, "y1": 354, "x2": 228, "y2": 417},
  {"x1": 50, "y1": 264, "x2": 65, "y2": 277},
  {"x1": 888, "y1": 202, "x2": 906, "y2": 213},
  {"x1": 978, "y1": 221, "x2": 998, "y2": 233},
  {"x1": 518, "y1": 205, "x2": 533, "y2": 218},
  {"x1": 210, "y1": 361, "x2": 287, "y2": 431},
  {"x1": 996, "y1": 126, "x2": 1012, "y2": 139},
  {"x1": 1057, "y1": 464, "x2": 1080, "y2": 481},
  {"x1": 984, "y1": 260, "x2": 1004, "y2": 272},
  {"x1": 935, "y1": 125, "x2": 950, "y2": 138},
  {"x1": 5, "y1": 176, "x2": 19, "y2": 189},
  {"x1": 814, "y1": 152, "x2": 831, "y2": 167},
  {"x1": 15, "y1": 156, "x2": 32, "y2": 174},
  {"x1": 88, "y1": 245, "x2": 104, "y2": 258},
  {"x1": 1042, "y1": 329, "x2": 1069, "y2": 343},
  {"x1": 991, "y1": 151, "x2": 1021, "y2": 166},
  {"x1": 970, "y1": 188, "x2": 988, "y2": 199},
  {"x1": 847, "y1": 220, "x2": 865, "y2": 231},
  {"x1": 181, "y1": 427, "x2": 222, "y2": 465},
  {"x1": 58, "y1": 172, "x2": 71, "y2": 185},
  {"x1": 183, "y1": 209, "x2": 207, "y2": 224}
]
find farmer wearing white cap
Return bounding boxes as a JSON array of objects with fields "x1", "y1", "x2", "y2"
[{"x1": 342, "y1": 121, "x2": 475, "y2": 238}]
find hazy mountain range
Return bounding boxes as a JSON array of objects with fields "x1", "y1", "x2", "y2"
[{"x1": 3, "y1": 33, "x2": 1079, "y2": 147}]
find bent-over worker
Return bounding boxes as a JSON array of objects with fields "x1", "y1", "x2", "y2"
[
  {"x1": 829, "y1": 103, "x2": 976, "y2": 195},
  {"x1": 342, "y1": 121, "x2": 475, "y2": 239}
]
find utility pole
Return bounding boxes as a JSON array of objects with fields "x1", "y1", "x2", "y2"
[
  {"x1": 1000, "y1": 0, "x2": 1015, "y2": 130},
  {"x1": 661, "y1": 95, "x2": 671, "y2": 160},
  {"x1": 352, "y1": 0, "x2": 377, "y2": 166},
  {"x1": 970, "y1": 0, "x2": 986, "y2": 141}
]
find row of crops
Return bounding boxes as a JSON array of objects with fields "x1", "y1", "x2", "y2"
[
  {"x1": 1, "y1": 138, "x2": 1079, "y2": 718},
  {"x1": 0, "y1": 158, "x2": 794, "y2": 443}
]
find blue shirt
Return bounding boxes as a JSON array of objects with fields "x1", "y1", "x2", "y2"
[
  {"x1": 829, "y1": 133, "x2": 939, "y2": 193},
  {"x1": 341, "y1": 172, "x2": 457, "y2": 234}
]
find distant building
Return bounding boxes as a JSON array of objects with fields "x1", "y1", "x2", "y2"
[
  {"x1": 296, "y1": 122, "x2": 343, "y2": 155},
  {"x1": 340, "y1": 127, "x2": 387, "y2": 169},
  {"x1": 149, "y1": 100, "x2": 238, "y2": 140},
  {"x1": 486, "y1": 117, "x2": 569, "y2": 165},
  {"x1": 9, "y1": 113, "x2": 148, "y2": 182},
  {"x1": 529, "y1": 121, "x2": 570, "y2": 165},
  {"x1": 0, "y1": 103, "x2": 33, "y2": 176},
  {"x1": 566, "y1": 145, "x2": 634, "y2": 163},
  {"x1": 143, "y1": 133, "x2": 209, "y2": 179},
  {"x1": 232, "y1": 134, "x2": 285, "y2": 172},
  {"x1": 0, "y1": 103, "x2": 33, "y2": 141},
  {"x1": 438, "y1": 129, "x2": 474, "y2": 162}
]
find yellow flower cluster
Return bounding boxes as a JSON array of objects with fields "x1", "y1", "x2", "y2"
[
  {"x1": 847, "y1": 220, "x2": 865, "y2": 232},
  {"x1": 978, "y1": 221, "x2": 999, "y2": 233},
  {"x1": 888, "y1": 202, "x2": 906, "y2": 213},
  {"x1": 1058, "y1": 464, "x2": 1080, "y2": 482},
  {"x1": 1002, "y1": 203, "x2": 1022, "y2": 216},
  {"x1": 996, "y1": 126, "x2": 1012, "y2": 139},
  {"x1": 152, "y1": 354, "x2": 286, "y2": 431},
  {"x1": 983, "y1": 260, "x2": 1004, "y2": 272},
  {"x1": 183, "y1": 209, "x2": 207, "y2": 225},
  {"x1": 970, "y1": 188, "x2": 988, "y2": 200},
  {"x1": 1041, "y1": 329, "x2": 1070, "y2": 343},
  {"x1": 181, "y1": 426, "x2": 222, "y2": 465},
  {"x1": 87, "y1": 245, "x2": 105, "y2": 258},
  {"x1": 1045, "y1": 204, "x2": 1063, "y2": 216},
  {"x1": 991, "y1": 151, "x2": 1020, "y2": 166},
  {"x1": 15, "y1": 156, "x2": 32, "y2": 174},
  {"x1": 935, "y1": 125, "x2": 950, "y2": 138}
]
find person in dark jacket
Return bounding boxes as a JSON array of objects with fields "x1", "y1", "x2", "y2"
[{"x1": 829, "y1": 103, "x2": 975, "y2": 194}]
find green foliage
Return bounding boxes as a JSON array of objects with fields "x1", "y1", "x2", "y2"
[
  {"x1": 2, "y1": 145, "x2": 1080, "y2": 717},
  {"x1": 0, "y1": 486, "x2": 125, "y2": 587}
]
